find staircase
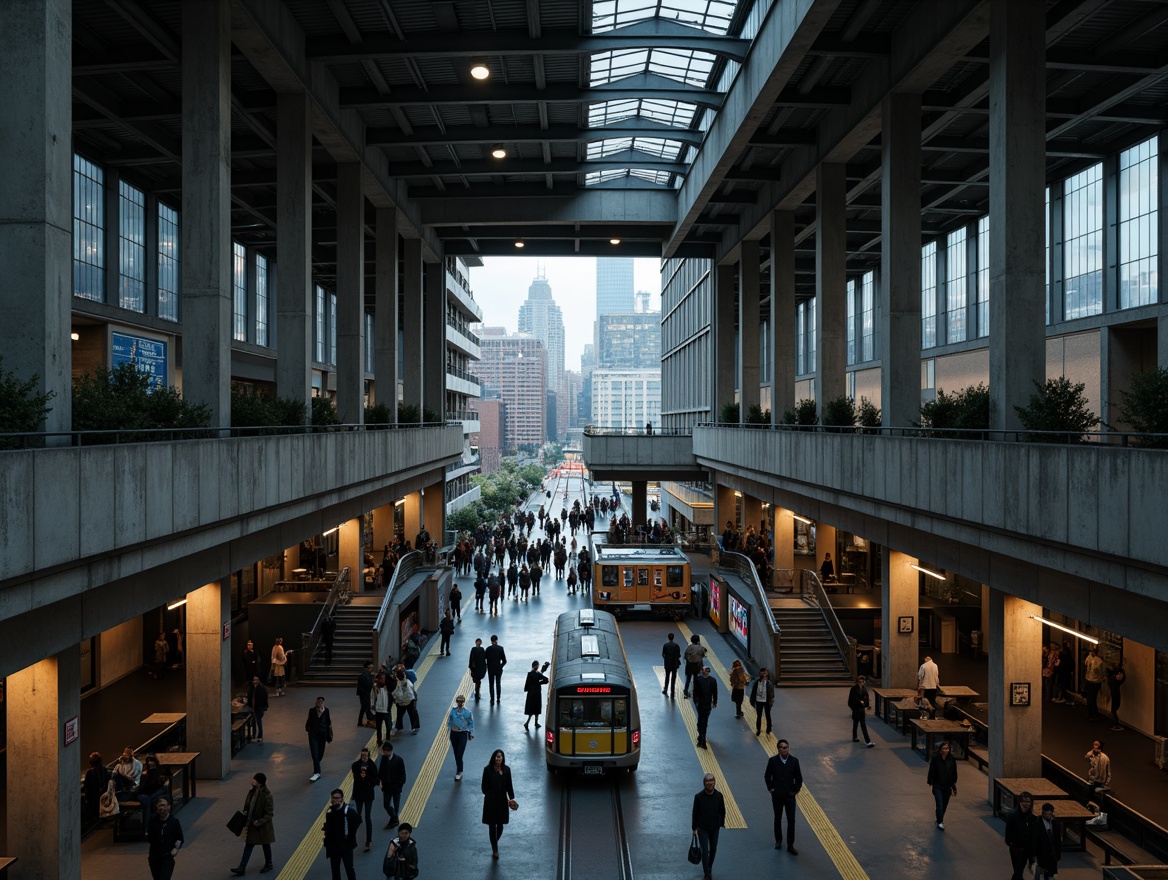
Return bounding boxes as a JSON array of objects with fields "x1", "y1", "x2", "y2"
[
  {"x1": 299, "y1": 603, "x2": 381, "y2": 688},
  {"x1": 775, "y1": 605, "x2": 853, "y2": 686}
]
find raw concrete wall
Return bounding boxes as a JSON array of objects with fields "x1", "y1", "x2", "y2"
[
  {"x1": 583, "y1": 433, "x2": 704, "y2": 481},
  {"x1": 99, "y1": 618, "x2": 143, "y2": 686}
]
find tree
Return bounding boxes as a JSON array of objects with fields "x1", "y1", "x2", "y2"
[
  {"x1": 1117, "y1": 367, "x2": 1168, "y2": 448},
  {"x1": 857, "y1": 397, "x2": 881, "y2": 434},
  {"x1": 1014, "y1": 377, "x2": 1100, "y2": 444},
  {"x1": 720, "y1": 402, "x2": 740, "y2": 423},
  {"x1": 919, "y1": 384, "x2": 990, "y2": 435},
  {"x1": 820, "y1": 396, "x2": 856, "y2": 432},
  {"x1": 745, "y1": 404, "x2": 770, "y2": 425},
  {"x1": 0, "y1": 356, "x2": 55, "y2": 447},
  {"x1": 311, "y1": 396, "x2": 339, "y2": 427},
  {"x1": 781, "y1": 398, "x2": 818, "y2": 427}
]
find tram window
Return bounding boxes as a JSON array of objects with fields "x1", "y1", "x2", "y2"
[
  {"x1": 666, "y1": 565, "x2": 684, "y2": 587},
  {"x1": 602, "y1": 566, "x2": 619, "y2": 587},
  {"x1": 623, "y1": 568, "x2": 634, "y2": 587},
  {"x1": 559, "y1": 697, "x2": 627, "y2": 728},
  {"x1": 637, "y1": 568, "x2": 649, "y2": 586}
]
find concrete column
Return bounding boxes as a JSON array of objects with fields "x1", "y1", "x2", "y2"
[
  {"x1": 374, "y1": 208, "x2": 399, "y2": 416},
  {"x1": 988, "y1": 589, "x2": 1043, "y2": 785},
  {"x1": 422, "y1": 479, "x2": 445, "y2": 544},
  {"x1": 372, "y1": 502, "x2": 395, "y2": 553},
  {"x1": 335, "y1": 163, "x2": 365, "y2": 425},
  {"x1": 339, "y1": 517, "x2": 363, "y2": 590},
  {"x1": 6, "y1": 645, "x2": 81, "y2": 880},
  {"x1": 283, "y1": 543, "x2": 299, "y2": 581},
  {"x1": 739, "y1": 240, "x2": 761, "y2": 419},
  {"x1": 988, "y1": 0, "x2": 1047, "y2": 430},
  {"x1": 631, "y1": 481, "x2": 648, "y2": 530},
  {"x1": 714, "y1": 483, "x2": 737, "y2": 538},
  {"x1": 880, "y1": 93, "x2": 923, "y2": 428},
  {"x1": 275, "y1": 92, "x2": 313, "y2": 417},
  {"x1": 181, "y1": 0, "x2": 232, "y2": 426},
  {"x1": 402, "y1": 240, "x2": 424, "y2": 415},
  {"x1": 741, "y1": 494, "x2": 763, "y2": 538},
  {"x1": 770, "y1": 210, "x2": 796, "y2": 425},
  {"x1": 881, "y1": 551, "x2": 920, "y2": 688},
  {"x1": 0, "y1": 0, "x2": 72, "y2": 433},
  {"x1": 403, "y1": 491, "x2": 421, "y2": 550},
  {"x1": 423, "y1": 259, "x2": 445, "y2": 419},
  {"x1": 773, "y1": 507, "x2": 795, "y2": 572},
  {"x1": 816, "y1": 163, "x2": 847, "y2": 408},
  {"x1": 186, "y1": 580, "x2": 230, "y2": 778},
  {"x1": 817, "y1": 521, "x2": 837, "y2": 578},
  {"x1": 713, "y1": 264, "x2": 737, "y2": 420}
]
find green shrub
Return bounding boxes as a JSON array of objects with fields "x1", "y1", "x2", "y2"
[
  {"x1": 919, "y1": 383, "x2": 990, "y2": 435},
  {"x1": 1117, "y1": 367, "x2": 1168, "y2": 448},
  {"x1": 745, "y1": 404, "x2": 770, "y2": 425},
  {"x1": 311, "y1": 396, "x2": 339, "y2": 427},
  {"x1": 422, "y1": 407, "x2": 441, "y2": 424},
  {"x1": 446, "y1": 505, "x2": 482, "y2": 534},
  {"x1": 781, "y1": 398, "x2": 818, "y2": 427},
  {"x1": 365, "y1": 403, "x2": 392, "y2": 427},
  {"x1": 72, "y1": 364, "x2": 210, "y2": 441},
  {"x1": 397, "y1": 403, "x2": 421, "y2": 424},
  {"x1": 720, "y1": 402, "x2": 740, "y2": 423},
  {"x1": 231, "y1": 386, "x2": 308, "y2": 433},
  {"x1": 858, "y1": 397, "x2": 882, "y2": 434},
  {"x1": 821, "y1": 396, "x2": 856, "y2": 431},
  {"x1": 0, "y1": 356, "x2": 55, "y2": 447},
  {"x1": 1014, "y1": 376, "x2": 1100, "y2": 443}
]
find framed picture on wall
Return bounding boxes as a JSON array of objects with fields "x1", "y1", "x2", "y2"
[
  {"x1": 898, "y1": 615, "x2": 914, "y2": 634},
  {"x1": 1011, "y1": 682, "x2": 1030, "y2": 707}
]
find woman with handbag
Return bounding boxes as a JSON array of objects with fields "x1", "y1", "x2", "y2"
[
  {"x1": 480, "y1": 749, "x2": 516, "y2": 860},
  {"x1": 230, "y1": 773, "x2": 275, "y2": 874},
  {"x1": 270, "y1": 638, "x2": 287, "y2": 696}
]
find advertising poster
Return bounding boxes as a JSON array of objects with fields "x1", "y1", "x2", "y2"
[
  {"x1": 111, "y1": 331, "x2": 168, "y2": 390},
  {"x1": 729, "y1": 592, "x2": 750, "y2": 651},
  {"x1": 708, "y1": 576, "x2": 721, "y2": 627}
]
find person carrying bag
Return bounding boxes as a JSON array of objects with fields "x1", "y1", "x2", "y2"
[{"x1": 687, "y1": 831, "x2": 702, "y2": 865}]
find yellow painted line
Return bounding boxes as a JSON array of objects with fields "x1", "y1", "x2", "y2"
[
  {"x1": 676, "y1": 622, "x2": 871, "y2": 880},
  {"x1": 276, "y1": 639, "x2": 444, "y2": 880},
  {"x1": 651, "y1": 666, "x2": 746, "y2": 828},
  {"x1": 398, "y1": 669, "x2": 475, "y2": 827}
]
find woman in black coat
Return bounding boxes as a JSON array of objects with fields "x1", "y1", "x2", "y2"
[
  {"x1": 481, "y1": 749, "x2": 515, "y2": 859},
  {"x1": 926, "y1": 740, "x2": 958, "y2": 830},
  {"x1": 523, "y1": 662, "x2": 550, "y2": 730}
]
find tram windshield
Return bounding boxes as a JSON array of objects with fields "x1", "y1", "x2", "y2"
[{"x1": 559, "y1": 696, "x2": 628, "y2": 728}]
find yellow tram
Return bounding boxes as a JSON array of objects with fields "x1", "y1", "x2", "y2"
[
  {"x1": 591, "y1": 533, "x2": 692, "y2": 619},
  {"x1": 545, "y1": 608, "x2": 640, "y2": 774}
]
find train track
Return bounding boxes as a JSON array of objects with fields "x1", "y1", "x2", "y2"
[{"x1": 556, "y1": 776, "x2": 634, "y2": 880}]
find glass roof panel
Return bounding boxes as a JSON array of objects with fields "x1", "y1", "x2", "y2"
[
  {"x1": 584, "y1": 168, "x2": 676, "y2": 186},
  {"x1": 593, "y1": 0, "x2": 739, "y2": 35},
  {"x1": 587, "y1": 137, "x2": 685, "y2": 159},
  {"x1": 590, "y1": 48, "x2": 716, "y2": 88}
]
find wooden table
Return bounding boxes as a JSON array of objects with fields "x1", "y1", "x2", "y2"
[
  {"x1": 1043, "y1": 800, "x2": 1096, "y2": 852},
  {"x1": 872, "y1": 688, "x2": 918, "y2": 722},
  {"x1": 141, "y1": 713, "x2": 187, "y2": 725},
  {"x1": 937, "y1": 685, "x2": 979, "y2": 701},
  {"x1": 889, "y1": 698, "x2": 925, "y2": 734},
  {"x1": 908, "y1": 718, "x2": 971, "y2": 759},
  {"x1": 992, "y1": 777, "x2": 1071, "y2": 817},
  {"x1": 157, "y1": 752, "x2": 200, "y2": 802},
  {"x1": 0, "y1": 858, "x2": 17, "y2": 879}
]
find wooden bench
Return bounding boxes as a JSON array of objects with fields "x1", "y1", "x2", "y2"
[
  {"x1": 1085, "y1": 827, "x2": 1160, "y2": 867},
  {"x1": 231, "y1": 716, "x2": 252, "y2": 755},
  {"x1": 967, "y1": 746, "x2": 989, "y2": 774}
]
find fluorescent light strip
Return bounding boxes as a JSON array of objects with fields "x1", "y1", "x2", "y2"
[
  {"x1": 910, "y1": 563, "x2": 947, "y2": 581},
  {"x1": 322, "y1": 525, "x2": 340, "y2": 537},
  {"x1": 791, "y1": 514, "x2": 812, "y2": 525},
  {"x1": 166, "y1": 599, "x2": 187, "y2": 611},
  {"x1": 1030, "y1": 614, "x2": 1099, "y2": 645}
]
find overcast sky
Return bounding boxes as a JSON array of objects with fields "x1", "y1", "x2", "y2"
[{"x1": 468, "y1": 257, "x2": 661, "y2": 371}]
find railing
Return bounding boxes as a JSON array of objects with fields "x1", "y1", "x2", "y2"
[
  {"x1": 298, "y1": 567, "x2": 351, "y2": 677},
  {"x1": 715, "y1": 550, "x2": 782, "y2": 677},
  {"x1": 583, "y1": 425, "x2": 694, "y2": 437},
  {"x1": 445, "y1": 364, "x2": 482, "y2": 387},
  {"x1": 446, "y1": 318, "x2": 481, "y2": 346},
  {"x1": 371, "y1": 551, "x2": 427, "y2": 669},
  {"x1": 800, "y1": 569, "x2": 858, "y2": 680},
  {"x1": 446, "y1": 409, "x2": 479, "y2": 422}
]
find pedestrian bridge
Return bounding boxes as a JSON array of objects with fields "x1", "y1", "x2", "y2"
[{"x1": 582, "y1": 428, "x2": 707, "y2": 481}]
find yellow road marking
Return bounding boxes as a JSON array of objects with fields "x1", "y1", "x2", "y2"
[
  {"x1": 276, "y1": 638, "x2": 444, "y2": 880},
  {"x1": 651, "y1": 666, "x2": 746, "y2": 828},
  {"x1": 676, "y1": 622, "x2": 871, "y2": 880},
  {"x1": 398, "y1": 669, "x2": 475, "y2": 827}
]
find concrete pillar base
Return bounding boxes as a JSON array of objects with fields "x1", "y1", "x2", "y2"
[
  {"x1": 881, "y1": 551, "x2": 920, "y2": 689},
  {"x1": 186, "y1": 580, "x2": 231, "y2": 778}
]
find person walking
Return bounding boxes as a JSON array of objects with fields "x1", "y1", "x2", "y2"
[
  {"x1": 662, "y1": 632, "x2": 681, "y2": 697},
  {"x1": 1083, "y1": 646, "x2": 1106, "y2": 721},
  {"x1": 448, "y1": 694, "x2": 475, "y2": 781},
  {"x1": 230, "y1": 772, "x2": 275, "y2": 875},
  {"x1": 146, "y1": 796, "x2": 184, "y2": 880},
  {"x1": 692, "y1": 666, "x2": 718, "y2": 749},
  {"x1": 356, "y1": 661, "x2": 375, "y2": 729},
  {"x1": 242, "y1": 640, "x2": 259, "y2": 684},
  {"x1": 371, "y1": 672, "x2": 392, "y2": 745},
  {"x1": 485, "y1": 635, "x2": 507, "y2": 705},
  {"x1": 377, "y1": 742, "x2": 406, "y2": 829},
  {"x1": 847, "y1": 675, "x2": 875, "y2": 747},
  {"x1": 750, "y1": 668, "x2": 775, "y2": 736},
  {"x1": 473, "y1": 574, "x2": 487, "y2": 613},
  {"x1": 391, "y1": 667, "x2": 420, "y2": 736},
  {"x1": 682, "y1": 635, "x2": 707, "y2": 698},
  {"x1": 523, "y1": 661, "x2": 550, "y2": 730},
  {"x1": 927, "y1": 740, "x2": 958, "y2": 830},
  {"x1": 918, "y1": 655, "x2": 940, "y2": 707},
  {"x1": 468, "y1": 639, "x2": 488, "y2": 702},
  {"x1": 1004, "y1": 791, "x2": 1038, "y2": 880},
  {"x1": 351, "y1": 748, "x2": 379, "y2": 852},
  {"x1": 382, "y1": 822, "x2": 418, "y2": 880},
  {"x1": 247, "y1": 675, "x2": 269, "y2": 743},
  {"x1": 439, "y1": 610, "x2": 455, "y2": 657},
  {"x1": 1035, "y1": 803, "x2": 1061, "y2": 879},
  {"x1": 1107, "y1": 657, "x2": 1126, "y2": 730},
  {"x1": 691, "y1": 773, "x2": 726, "y2": 880},
  {"x1": 270, "y1": 638, "x2": 288, "y2": 696},
  {"x1": 320, "y1": 611, "x2": 337, "y2": 665},
  {"x1": 153, "y1": 632, "x2": 169, "y2": 680},
  {"x1": 305, "y1": 696, "x2": 333, "y2": 782},
  {"x1": 449, "y1": 583, "x2": 463, "y2": 623},
  {"x1": 1085, "y1": 739, "x2": 1111, "y2": 795},
  {"x1": 488, "y1": 574, "x2": 502, "y2": 615},
  {"x1": 480, "y1": 749, "x2": 516, "y2": 860},
  {"x1": 764, "y1": 739, "x2": 803, "y2": 854},
  {"x1": 729, "y1": 660, "x2": 750, "y2": 719},
  {"x1": 322, "y1": 789, "x2": 361, "y2": 880}
]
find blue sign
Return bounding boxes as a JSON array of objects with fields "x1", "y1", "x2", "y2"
[{"x1": 111, "y1": 332, "x2": 168, "y2": 391}]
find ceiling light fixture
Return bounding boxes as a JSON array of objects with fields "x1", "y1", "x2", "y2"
[
  {"x1": 1030, "y1": 614, "x2": 1099, "y2": 644},
  {"x1": 910, "y1": 563, "x2": 946, "y2": 581},
  {"x1": 322, "y1": 525, "x2": 341, "y2": 537},
  {"x1": 515, "y1": 241, "x2": 525, "y2": 249},
  {"x1": 609, "y1": 238, "x2": 621, "y2": 245},
  {"x1": 791, "y1": 514, "x2": 813, "y2": 525},
  {"x1": 470, "y1": 63, "x2": 490, "y2": 80},
  {"x1": 166, "y1": 598, "x2": 187, "y2": 611},
  {"x1": 491, "y1": 146, "x2": 507, "y2": 159},
  {"x1": 71, "y1": 332, "x2": 80, "y2": 341}
]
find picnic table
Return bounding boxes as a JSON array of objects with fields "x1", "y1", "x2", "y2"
[
  {"x1": 937, "y1": 685, "x2": 979, "y2": 702},
  {"x1": 991, "y1": 777, "x2": 1072, "y2": 817},
  {"x1": 908, "y1": 718, "x2": 971, "y2": 759},
  {"x1": 872, "y1": 687, "x2": 918, "y2": 723},
  {"x1": 157, "y1": 752, "x2": 201, "y2": 803}
]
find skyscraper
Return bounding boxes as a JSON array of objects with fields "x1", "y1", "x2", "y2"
[
  {"x1": 598, "y1": 312, "x2": 661, "y2": 370},
  {"x1": 517, "y1": 269, "x2": 566, "y2": 399},
  {"x1": 473, "y1": 328, "x2": 547, "y2": 451},
  {"x1": 596, "y1": 258, "x2": 635, "y2": 318}
]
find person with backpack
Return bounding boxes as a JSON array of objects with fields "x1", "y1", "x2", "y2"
[{"x1": 392, "y1": 668, "x2": 420, "y2": 736}]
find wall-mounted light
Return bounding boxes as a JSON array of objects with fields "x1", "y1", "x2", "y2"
[
  {"x1": 514, "y1": 241, "x2": 525, "y2": 249},
  {"x1": 910, "y1": 563, "x2": 946, "y2": 581},
  {"x1": 792, "y1": 514, "x2": 813, "y2": 525},
  {"x1": 1030, "y1": 614, "x2": 1099, "y2": 645},
  {"x1": 322, "y1": 525, "x2": 341, "y2": 537},
  {"x1": 71, "y1": 332, "x2": 81, "y2": 341},
  {"x1": 491, "y1": 146, "x2": 507, "y2": 159},
  {"x1": 470, "y1": 63, "x2": 490, "y2": 80},
  {"x1": 166, "y1": 598, "x2": 187, "y2": 611},
  {"x1": 609, "y1": 238, "x2": 621, "y2": 245}
]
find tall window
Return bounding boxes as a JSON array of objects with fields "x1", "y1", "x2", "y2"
[
  {"x1": 975, "y1": 215, "x2": 989, "y2": 337},
  {"x1": 921, "y1": 241, "x2": 937, "y2": 348},
  {"x1": 118, "y1": 181, "x2": 145, "y2": 312},
  {"x1": 860, "y1": 270, "x2": 875, "y2": 361},
  {"x1": 945, "y1": 227, "x2": 967, "y2": 344},
  {"x1": 846, "y1": 278, "x2": 857, "y2": 365},
  {"x1": 157, "y1": 203, "x2": 180, "y2": 322},
  {"x1": 365, "y1": 312, "x2": 375, "y2": 373},
  {"x1": 1045, "y1": 187, "x2": 1051, "y2": 324},
  {"x1": 329, "y1": 292, "x2": 337, "y2": 364},
  {"x1": 1119, "y1": 135, "x2": 1158, "y2": 309},
  {"x1": 315, "y1": 285, "x2": 325, "y2": 362},
  {"x1": 232, "y1": 242, "x2": 247, "y2": 342},
  {"x1": 73, "y1": 154, "x2": 105, "y2": 301},
  {"x1": 796, "y1": 301, "x2": 806, "y2": 374},
  {"x1": 255, "y1": 255, "x2": 269, "y2": 346},
  {"x1": 1063, "y1": 164, "x2": 1103, "y2": 319}
]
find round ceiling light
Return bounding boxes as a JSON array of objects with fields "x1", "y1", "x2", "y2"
[
  {"x1": 610, "y1": 238, "x2": 621, "y2": 245},
  {"x1": 470, "y1": 64, "x2": 490, "y2": 80},
  {"x1": 514, "y1": 241, "x2": 525, "y2": 249},
  {"x1": 491, "y1": 146, "x2": 507, "y2": 159}
]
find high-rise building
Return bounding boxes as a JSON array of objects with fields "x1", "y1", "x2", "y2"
[
  {"x1": 470, "y1": 398, "x2": 505, "y2": 475},
  {"x1": 590, "y1": 369, "x2": 662, "y2": 432},
  {"x1": 598, "y1": 312, "x2": 661, "y2": 370},
  {"x1": 596, "y1": 258, "x2": 634, "y2": 318},
  {"x1": 635, "y1": 290, "x2": 652, "y2": 313},
  {"x1": 473, "y1": 328, "x2": 547, "y2": 451},
  {"x1": 563, "y1": 370, "x2": 583, "y2": 429},
  {"x1": 517, "y1": 270, "x2": 566, "y2": 400},
  {"x1": 443, "y1": 256, "x2": 484, "y2": 515}
]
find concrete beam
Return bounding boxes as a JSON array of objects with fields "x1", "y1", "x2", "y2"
[{"x1": 419, "y1": 188, "x2": 677, "y2": 227}]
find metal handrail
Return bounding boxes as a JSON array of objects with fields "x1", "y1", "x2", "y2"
[
  {"x1": 298, "y1": 567, "x2": 351, "y2": 677},
  {"x1": 800, "y1": 570, "x2": 858, "y2": 680},
  {"x1": 715, "y1": 550, "x2": 781, "y2": 636},
  {"x1": 583, "y1": 425, "x2": 693, "y2": 437},
  {"x1": 371, "y1": 551, "x2": 427, "y2": 665},
  {"x1": 445, "y1": 364, "x2": 481, "y2": 386}
]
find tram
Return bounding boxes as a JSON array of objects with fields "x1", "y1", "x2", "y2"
[
  {"x1": 591, "y1": 533, "x2": 692, "y2": 619},
  {"x1": 545, "y1": 608, "x2": 640, "y2": 774}
]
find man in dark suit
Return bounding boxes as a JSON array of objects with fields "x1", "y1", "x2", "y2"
[
  {"x1": 484, "y1": 635, "x2": 507, "y2": 705},
  {"x1": 377, "y1": 742, "x2": 407, "y2": 829},
  {"x1": 356, "y1": 661, "x2": 374, "y2": 728},
  {"x1": 847, "y1": 675, "x2": 875, "y2": 747},
  {"x1": 468, "y1": 638, "x2": 488, "y2": 701},
  {"x1": 764, "y1": 739, "x2": 804, "y2": 854},
  {"x1": 322, "y1": 789, "x2": 361, "y2": 880},
  {"x1": 320, "y1": 611, "x2": 337, "y2": 664},
  {"x1": 692, "y1": 666, "x2": 718, "y2": 749},
  {"x1": 661, "y1": 633, "x2": 682, "y2": 698}
]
